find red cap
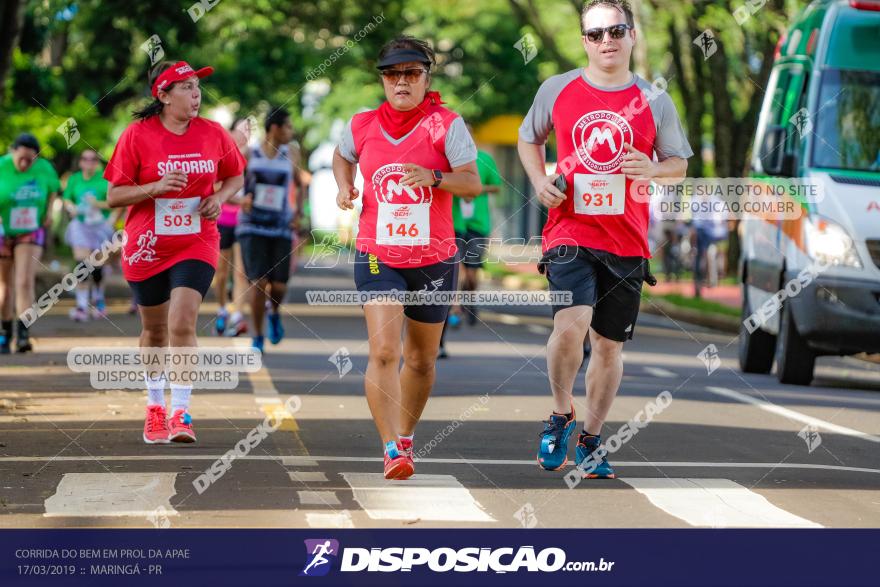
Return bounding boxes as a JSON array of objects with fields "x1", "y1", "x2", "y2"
[{"x1": 151, "y1": 61, "x2": 214, "y2": 98}]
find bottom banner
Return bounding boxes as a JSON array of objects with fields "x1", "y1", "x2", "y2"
[{"x1": 1, "y1": 529, "x2": 874, "y2": 586}]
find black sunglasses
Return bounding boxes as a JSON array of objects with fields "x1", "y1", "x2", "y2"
[
  {"x1": 583, "y1": 23, "x2": 633, "y2": 43},
  {"x1": 380, "y1": 68, "x2": 428, "y2": 83}
]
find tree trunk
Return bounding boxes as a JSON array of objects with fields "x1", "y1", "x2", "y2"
[
  {"x1": 630, "y1": 1, "x2": 650, "y2": 78},
  {"x1": 669, "y1": 14, "x2": 705, "y2": 178},
  {"x1": 0, "y1": 0, "x2": 26, "y2": 101}
]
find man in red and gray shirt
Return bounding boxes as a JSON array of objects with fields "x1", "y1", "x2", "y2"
[{"x1": 518, "y1": 0, "x2": 692, "y2": 478}]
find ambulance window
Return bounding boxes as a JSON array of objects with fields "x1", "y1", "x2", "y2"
[{"x1": 783, "y1": 71, "x2": 808, "y2": 158}]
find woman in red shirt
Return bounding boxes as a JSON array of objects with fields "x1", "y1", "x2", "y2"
[
  {"x1": 333, "y1": 36, "x2": 482, "y2": 479},
  {"x1": 105, "y1": 60, "x2": 245, "y2": 445}
]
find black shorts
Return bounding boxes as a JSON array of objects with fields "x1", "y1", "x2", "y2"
[
  {"x1": 456, "y1": 229, "x2": 490, "y2": 269},
  {"x1": 238, "y1": 234, "x2": 292, "y2": 283},
  {"x1": 539, "y1": 246, "x2": 648, "y2": 342},
  {"x1": 128, "y1": 259, "x2": 215, "y2": 307},
  {"x1": 354, "y1": 251, "x2": 458, "y2": 323},
  {"x1": 218, "y1": 224, "x2": 236, "y2": 250}
]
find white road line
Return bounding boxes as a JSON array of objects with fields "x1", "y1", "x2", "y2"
[
  {"x1": 298, "y1": 491, "x2": 341, "y2": 506},
  {"x1": 306, "y1": 511, "x2": 354, "y2": 528},
  {"x1": 621, "y1": 477, "x2": 822, "y2": 528},
  {"x1": 706, "y1": 386, "x2": 880, "y2": 444},
  {"x1": 526, "y1": 324, "x2": 551, "y2": 335},
  {"x1": 281, "y1": 457, "x2": 319, "y2": 467},
  {"x1": 44, "y1": 473, "x2": 178, "y2": 517},
  {"x1": 644, "y1": 366, "x2": 677, "y2": 378},
  {"x1": 342, "y1": 473, "x2": 496, "y2": 522},
  {"x1": 5, "y1": 455, "x2": 880, "y2": 475}
]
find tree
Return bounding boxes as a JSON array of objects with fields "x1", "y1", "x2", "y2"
[{"x1": 0, "y1": 0, "x2": 26, "y2": 100}]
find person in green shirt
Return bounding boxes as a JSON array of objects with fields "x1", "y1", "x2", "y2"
[
  {"x1": 0, "y1": 133, "x2": 60, "y2": 353},
  {"x1": 440, "y1": 147, "x2": 502, "y2": 357},
  {"x1": 62, "y1": 148, "x2": 117, "y2": 321}
]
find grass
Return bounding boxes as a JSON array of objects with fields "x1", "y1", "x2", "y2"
[{"x1": 643, "y1": 292, "x2": 740, "y2": 318}]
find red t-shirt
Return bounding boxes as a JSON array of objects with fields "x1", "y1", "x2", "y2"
[
  {"x1": 349, "y1": 106, "x2": 461, "y2": 268},
  {"x1": 520, "y1": 71, "x2": 693, "y2": 258},
  {"x1": 104, "y1": 116, "x2": 246, "y2": 281}
]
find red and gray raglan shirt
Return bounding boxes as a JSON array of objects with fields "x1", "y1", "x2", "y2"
[
  {"x1": 338, "y1": 108, "x2": 477, "y2": 268},
  {"x1": 519, "y1": 70, "x2": 693, "y2": 259}
]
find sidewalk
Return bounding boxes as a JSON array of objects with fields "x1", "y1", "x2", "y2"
[{"x1": 648, "y1": 281, "x2": 740, "y2": 309}]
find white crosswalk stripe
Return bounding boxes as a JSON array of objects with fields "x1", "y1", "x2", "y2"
[
  {"x1": 621, "y1": 477, "x2": 822, "y2": 528},
  {"x1": 289, "y1": 471, "x2": 328, "y2": 483},
  {"x1": 298, "y1": 490, "x2": 341, "y2": 506},
  {"x1": 28, "y1": 466, "x2": 846, "y2": 529},
  {"x1": 342, "y1": 472, "x2": 496, "y2": 522},
  {"x1": 306, "y1": 511, "x2": 355, "y2": 528},
  {"x1": 44, "y1": 473, "x2": 178, "y2": 518}
]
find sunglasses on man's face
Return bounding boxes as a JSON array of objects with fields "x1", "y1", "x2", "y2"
[
  {"x1": 380, "y1": 68, "x2": 428, "y2": 84},
  {"x1": 583, "y1": 23, "x2": 632, "y2": 44}
]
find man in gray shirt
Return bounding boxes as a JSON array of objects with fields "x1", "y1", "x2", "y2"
[{"x1": 518, "y1": 0, "x2": 692, "y2": 480}]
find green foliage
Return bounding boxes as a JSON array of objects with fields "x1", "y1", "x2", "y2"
[{"x1": 2, "y1": 0, "x2": 809, "y2": 175}]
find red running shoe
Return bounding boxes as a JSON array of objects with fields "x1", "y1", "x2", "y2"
[
  {"x1": 143, "y1": 405, "x2": 170, "y2": 444},
  {"x1": 383, "y1": 441, "x2": 413, "y2": 480},
  {"x1": 167, "y1": 409, "x2": 196, "y2": 443},
  {"x1": 399, "y1": 437, "x2": 415, "y2": 473}
]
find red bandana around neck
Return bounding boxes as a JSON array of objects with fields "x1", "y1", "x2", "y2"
[{"x1": 377, "y1": 91, "x2": 444, "y2": 140}]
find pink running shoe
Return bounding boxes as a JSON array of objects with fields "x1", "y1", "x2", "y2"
[
  {"x1": 383, "y1": 441, "x2": 413, "y2": 480},
  {"x1": 143, "y1": 405, "x2": 170, "y2": 444},
  {"x1": 399, "y1": 437, "x2": 415, "y2": 475},
  {"x1": 167, "y1": 409, "x2": 196, "y2": 443},
  {"x1": 69, "y1": 307, "x2": 89, "y2": 322}
]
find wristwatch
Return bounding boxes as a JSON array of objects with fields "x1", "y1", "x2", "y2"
[{"x1": 431, "y1": 169, "x2": 443, "y2": 188}]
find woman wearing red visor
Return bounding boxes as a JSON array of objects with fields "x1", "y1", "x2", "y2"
[
  {"x1": 333, "y1": 36, "x2": 482, "y2": 479},
  {"x1": 105, "y1": 61, "x2": 245, "y2": 445}
]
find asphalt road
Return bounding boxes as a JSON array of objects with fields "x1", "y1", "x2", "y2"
[{"x1": 1, "y1": 266, "x2": 878, "y2": 529}]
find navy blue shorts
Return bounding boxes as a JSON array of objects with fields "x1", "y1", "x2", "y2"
[
  {"x1": 539, "y1": 246, "x2": 648, "y2": 342},
  {"x1": 218, "y1": 224, "x2": 236, "y2": 250},
  {"x1": 354, "y1": 251, "x2": 458, "y2": 323},
  {"x1": 238, "y1": 234, "x2": 292, "y2": 284}
]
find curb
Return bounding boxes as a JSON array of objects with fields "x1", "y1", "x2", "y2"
[{"x1": 639, "y1": 298, "x2": 740, "y2": 334}]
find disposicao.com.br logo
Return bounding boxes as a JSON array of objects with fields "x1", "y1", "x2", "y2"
[
  {"x1": 299, "y1": 540, "x2": 614, "y2": 575},
  {"x1": 300, "y1": 539, "x2": 339, "y2": 577}
]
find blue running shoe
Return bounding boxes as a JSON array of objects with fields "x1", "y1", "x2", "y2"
[
  {"x1": 215, "y1": 309, "x2": 228, "y2": 336},
  {"x1": 0, "y1": 334, "x2": 9, "y2": 355},
  {"x1": 251, "y1": 335, "x2": 265, "y2": 353},
  {"x1": 575, "y1": 433, "x2": 616, "y2": 479},
  {"x1": 448, "y1": 313, "x2": 461, "y2": 328},
  {"x1": 536, "y1": 406, "x2": 576, "y2": 471},
  {"x1": 267, "y1": 312, "x2": 284, "y2": 345}
]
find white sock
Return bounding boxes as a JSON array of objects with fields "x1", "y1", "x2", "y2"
[
  {"x1": 170, "y1": 384, "x2": 192, "y2": 414},
  {"x1": 75, "y1": 288, "x2": 89, "y2": 309},
  {"x1": 230, "y1": 310, "x2": 242, "y2": 322},
  {"x1": 145, "y1": 373, "x2": 166, "y2": 407}
]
